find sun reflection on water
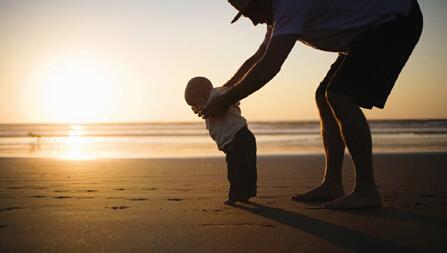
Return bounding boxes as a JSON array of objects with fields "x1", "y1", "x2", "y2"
[{"x1": 62, "y1": 125, "x2": 89, "y2": 160}]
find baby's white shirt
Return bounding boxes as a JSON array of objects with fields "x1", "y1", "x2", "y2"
[{"x1": 205, "y1": 87, "x2": 247, "y2": 150}]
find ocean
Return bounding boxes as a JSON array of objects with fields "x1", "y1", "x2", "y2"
[{"x1": 0, "y1": 120, "x2": 446, "y2": 159}]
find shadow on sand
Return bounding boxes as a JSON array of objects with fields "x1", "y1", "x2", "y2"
[
  {"x1": 342, "y1": 207, "x2": 447, "y2": 228},
  {"x1": 297, "y1": 202, "x2": 447, "y2": 228},
  {"x1": 236, "y1": 202, "x2": 424, "y2": 253}
]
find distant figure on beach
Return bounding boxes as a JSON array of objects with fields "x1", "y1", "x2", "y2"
[
  {"x1": 198, "y1": 0, "x2": 423, "y2": 209},
  {"x1": 185, "y1": 76, "x2": 257, "y2": 205},
  {"x1": 27, "y1": 132, "x2": 42, "y2": 142}
]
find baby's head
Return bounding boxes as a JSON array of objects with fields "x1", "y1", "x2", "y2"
[{"x1": 185, "y1": 76, "x2": 214, "y2": 109}]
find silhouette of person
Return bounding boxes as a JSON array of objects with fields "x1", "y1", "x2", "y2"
[{"x1": 198, "y1": 0, "x2": 423, "y2": 208}]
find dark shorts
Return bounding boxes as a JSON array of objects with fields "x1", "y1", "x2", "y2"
[{"x1": 318, "y1": 0, "x2": 423, "y2": 109}]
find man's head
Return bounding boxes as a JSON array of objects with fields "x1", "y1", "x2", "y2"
[
  {"x1": 185, "y1": 77, "x2": 214, "y2": 109},
  {"x1": 229, "y1": 0, "x2": 273, "y2": 26}
]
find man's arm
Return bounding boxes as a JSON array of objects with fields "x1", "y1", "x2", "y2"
[
  {"x1": 200, "y1": 34, "x2": 298, "y2": 118},
  {"x1": 222, "y1": 25, "x2": 273, "y2": 88}
]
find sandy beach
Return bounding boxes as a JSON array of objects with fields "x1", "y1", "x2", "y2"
[{"x1": 1, "y1": 153, "x2": 446, "y2": 252}]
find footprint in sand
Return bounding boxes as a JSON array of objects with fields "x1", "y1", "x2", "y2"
[
  {"x1": 107, "y1": 206, "x2": 128, "y2": 210},
  {"x1": 128, "y1": 198, "x2": 148, "y2": 201},
  {"x1": 201, "y1": 223, "x2": 275, "y2": 228},
  {"x1": 31, "y1": 195, "x2": 46, "y2": 198},
  {"x1": 142, "y1": 188, "x2": 158, "y2": 191},
  {"x1": 201, "y1": 208, "x2": 224, "y2": 212},
  {"x1": 167, "y1": 198, "x2": 183, "y2": 201},
  {"x1": 0, "y1": 207, "x2": 24, "y2": 212},
  {"x1": 75, "y1": 197, "x2": 95, "y2": 199},
  {"x1": 107, "y1": 197, "x2": 125, "y2": 200},
  {"x1": 31, "y1": 186, "x2": 47, "y2": 190}
]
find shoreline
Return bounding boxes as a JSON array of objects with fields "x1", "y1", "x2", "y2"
[{"x1": 0, "y1": 150, "x2": 446, "y2": 161}]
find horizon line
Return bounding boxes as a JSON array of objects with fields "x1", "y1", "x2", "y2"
[{"x1": 0, "y1": 118, "x2": 446, "y2": 125}]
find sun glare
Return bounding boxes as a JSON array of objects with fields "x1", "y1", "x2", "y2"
[
  {"x1": 62, "y1": 125, "x2": 89, "y2": 160},
  {"x1": 37, "y1": 52, "x2": 119, "y2": 123}
]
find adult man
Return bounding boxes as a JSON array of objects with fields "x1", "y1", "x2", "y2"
[{"x1": 199, "y1": 0, "x2": 423, "y2": 209}]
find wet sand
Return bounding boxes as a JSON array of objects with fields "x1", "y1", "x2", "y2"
[{"x1": 1, "y1": 153, "x2": 446, "y2": 252}]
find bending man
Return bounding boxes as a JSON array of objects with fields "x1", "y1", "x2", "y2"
[{"x1": 199, "y1": 0, "x2": 423, "y2": 209}]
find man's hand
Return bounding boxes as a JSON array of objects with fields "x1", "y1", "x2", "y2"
[{"x1": 198, "y1": 93, "x2": 230, "y2": 119}]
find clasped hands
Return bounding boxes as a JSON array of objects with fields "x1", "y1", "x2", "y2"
[{"x1": 192, "y1": 93, "x2": 230, "y2": 119}]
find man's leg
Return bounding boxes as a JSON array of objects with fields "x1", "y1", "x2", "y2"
[
  {"x1": 292, "y1": 90, "x2": 346, "y2": 201},
  {"x1": 323, "y1": 91, "x2": 382, "y2": 208},
  {"x1": 293, "y1": 57, "x2": 346, "y2": 201}
]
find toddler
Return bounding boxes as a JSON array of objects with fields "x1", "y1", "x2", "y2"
[{"x1": 185, "y1": 76, "x2": 257, "y2": 205}]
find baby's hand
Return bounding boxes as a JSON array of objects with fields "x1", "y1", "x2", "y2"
[{"x1": 191, "y1": 106, "x2": 202, "y2": 115}]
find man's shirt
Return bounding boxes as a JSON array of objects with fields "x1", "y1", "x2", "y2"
[{"x1": 272, "y1": 0, "x2": 413, "y2": 52}]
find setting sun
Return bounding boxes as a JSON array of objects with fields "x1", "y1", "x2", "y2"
[{"x1": 35, "y1": 52, "x2": 120, "y2": 123}]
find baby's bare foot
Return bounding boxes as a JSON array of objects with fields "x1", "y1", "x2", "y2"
[
  {"x1": 322, "y1": 189, "x2": 382, "y2": 209},
  {"x1": 292, "y1": 183, "x2": 345, "y2": 202},
  {"x1": 224, "y1": 199, "x2": 236, "y2": 206}
]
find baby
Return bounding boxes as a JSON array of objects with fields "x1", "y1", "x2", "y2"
[{"x1": 185, "y1": 76, "x2": 257, "y2": 205}]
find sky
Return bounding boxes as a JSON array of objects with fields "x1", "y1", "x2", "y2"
[{"x1": 0, "y1": 0, "x2": 446, "y2": 123}]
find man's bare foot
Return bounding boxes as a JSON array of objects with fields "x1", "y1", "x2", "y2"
[
  {"x1": 292, "y1": 183, "x2": 345, "y2": 202},
  {"x1": 322, "y1": 189, "x2": 382, "y2": 209}
]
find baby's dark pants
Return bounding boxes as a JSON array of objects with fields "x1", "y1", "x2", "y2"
[{"x1": 223, "y1": 126, "x2": 257, "y2": 201}]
